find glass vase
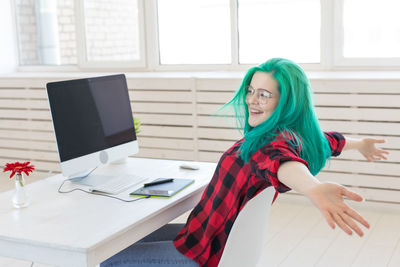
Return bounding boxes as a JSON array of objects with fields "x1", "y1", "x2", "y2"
[{"x1": 12, "y1": 173, "x2": 30, "y2": 208}]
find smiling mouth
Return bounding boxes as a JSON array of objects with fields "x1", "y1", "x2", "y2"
[{"x1": 249, "y1": 109, "x2": 263, "y2": 115}]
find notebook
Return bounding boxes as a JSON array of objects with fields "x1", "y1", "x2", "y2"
[{"x1": 130, "y1": 178, "x2": 195, "y2": 198}]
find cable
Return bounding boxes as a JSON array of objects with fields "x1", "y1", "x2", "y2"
[{"x1": 58, "y1": 175, "x2": 150, "y2": 203}]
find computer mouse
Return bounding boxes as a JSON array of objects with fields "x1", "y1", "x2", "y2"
[{"x1": 179, "y1": 163, "x2": 200, "y2": 170}]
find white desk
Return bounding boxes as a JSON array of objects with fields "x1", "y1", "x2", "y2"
[{"x1": 0, "y1": 158, "x2": 216, "y2": 267}]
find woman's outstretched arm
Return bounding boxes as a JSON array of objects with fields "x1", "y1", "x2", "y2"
[
  {"x1": 343, "y1": 136, "x2": 389, "y2": 161},
  {"x1": 277, "y1": 161, "x2": 370, "y2": 237}
]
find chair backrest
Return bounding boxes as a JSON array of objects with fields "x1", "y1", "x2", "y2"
[{"x1": 218, "y1": 187, "x2": 276, "y2": 267}]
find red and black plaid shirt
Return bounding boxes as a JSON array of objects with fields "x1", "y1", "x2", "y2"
[{"x1": 174, "y1": 131, "x2": 345, "y2": 266}]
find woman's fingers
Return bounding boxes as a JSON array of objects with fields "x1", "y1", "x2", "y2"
[
  {"x1": 322, "y1": 210, "x2": 336, "y2": 229},
  {"x1": 373, "y1": 149, "x2": 389, "y2": 158},
  {"x1": 332, "y1": 212, "x2": 353, "y2": 235},
  {"x1": 340, "y1": 212, "x2": 364, "y2": 237},
  {"x1": 378, "y1": 148, "x2": 390, "y2": 154},
  {"x1": 377, "y1": 149, "x2": 389, "y2": 159},
  {"x1": 371, "y1": 155, "x2": 380, "y2": 161},
  {"x1": 361, "y1": 139, "x2": 389, "y2": 161},
  {"x1": 364, "y1": 150, "x2": 389, "y2": 161},
  {"x1": 372, "y1": 139, "x2": 386, "y2": 144},
  {"x1": 311, "y1": 183, "x2": 370, "y2": 237},
  {"x1": 330, "y1": 208, "x2": 368, "y2": 237},
  {"x1": 342, "y1": 187, "x2": 364, "y2": 202},
  {"x1": 345, "y1": 206, "x2": 370, "y2": 229}
]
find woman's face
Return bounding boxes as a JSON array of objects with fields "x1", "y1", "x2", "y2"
[{"x1": 245, "y1": 71, "x2": 280, "y2": 127}]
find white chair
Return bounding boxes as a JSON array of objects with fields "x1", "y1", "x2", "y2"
[{"x1": 218, "y1": 187, "x2": 276, "y2": 267}]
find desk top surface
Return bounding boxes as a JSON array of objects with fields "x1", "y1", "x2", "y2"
[{"x1": 0, "y1": 158, "x2": 216, "y2": 252}]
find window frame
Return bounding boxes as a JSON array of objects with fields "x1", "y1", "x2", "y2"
[
  {"x1": 332, "y1": 0, "x2": 400, "y2": 69},
  {"x1": 13, "y1": 0, "x2": 400, "y2": 72}
]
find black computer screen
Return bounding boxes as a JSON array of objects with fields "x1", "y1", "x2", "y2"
[{"x1": 47, "y1": 74, "x2": 136, "y2": 162}]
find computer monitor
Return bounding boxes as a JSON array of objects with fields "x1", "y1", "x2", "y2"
[{"x1": 46, "y1": 74, "x2": 139, "y2": 182}]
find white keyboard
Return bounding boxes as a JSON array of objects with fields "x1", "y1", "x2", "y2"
[{"x1": 91, "y1": 174, "x2": 147, "y2": 195}]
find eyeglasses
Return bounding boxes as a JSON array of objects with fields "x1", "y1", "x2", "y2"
[{"x1": 245, "y1": 85, "x2": 274, "y2": 105}]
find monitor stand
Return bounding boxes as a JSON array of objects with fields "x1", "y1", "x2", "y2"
[
  {"x1": 67, "y1": 169, "x2": 147, "y2": 195},
  {"x1": 69, "y1": 175, "x2": 115, "y2": 187},
  {"x1": 68, "y1": 170, "x2": 113, "y2": 187}
]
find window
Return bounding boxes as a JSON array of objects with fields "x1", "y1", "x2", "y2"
[
  {"x1": 14, "y1": 0, "x2": 143, "y2": 67},
  {"x1": 157, "y1": 0, "x2": 231, "y2": 64},
  {"x1": 83, "y1": 0, "x2": 141, "y2": 62},
  {"x1": 343, "y1": 0, "x2": 400, "y2": 58},
  {"x1": 238, "y1": 0, "x2": 320, "y2": 64},
  {"x1": 15, "y1": 0, "x2": 77, "y2": 65},
  {"x1": 12, "y1": 0, "x2": 400, "y2": 70}
]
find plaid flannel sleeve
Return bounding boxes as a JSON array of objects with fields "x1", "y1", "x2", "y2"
[
  {"x1": 324, "y1": 131, "x2": 346, "y2": 157},
  {"x1": 252, "y1": 138, "x2": 309, "y2": 193}
]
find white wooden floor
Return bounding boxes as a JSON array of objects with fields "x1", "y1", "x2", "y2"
[
  {"x1": 1, "y1": 177, "x2": 400, "y2": 267},
  {"x1": 258, "y1": 194, "x2": 400, "y2": 267}
]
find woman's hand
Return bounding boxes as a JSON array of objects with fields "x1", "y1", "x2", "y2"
[
  {"x1": 277, "y1": 161, "x2": 370, "y2": 237},
  {"x1": 344, "y1": 136, "x2": 389, "y2": 161},
  {"x1": 305, "y1": 182, "x2": 370, "y2": 237},
  {"x1": 358, "y1": 138, "x2": 389, "y2": 162}
]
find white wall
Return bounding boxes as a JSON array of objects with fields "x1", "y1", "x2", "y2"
[{"x1": 0, "y1": 0, "x2": 18, "y2": 74}]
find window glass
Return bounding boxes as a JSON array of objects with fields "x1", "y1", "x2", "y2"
[
  {"x1": 84, "y1": 0, "x2": 140, "y2": 61},
  {"x1": 157, "y1": 0, "x2": 231, "y2": 64},
  {"x1": 343, "y1": 0, "x2": 400, "y2": 58},
  {"x1": 238, "y1": 0, "x2": 320, "y2": 64},
  {"x1": 15, "y1": 0, "x2": 77, "y2": 65}
]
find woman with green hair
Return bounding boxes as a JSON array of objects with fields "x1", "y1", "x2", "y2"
[{"x1": 102, "y1": 58, "x2": 388, "y2": 267}]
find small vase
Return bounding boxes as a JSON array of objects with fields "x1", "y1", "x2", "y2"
[{"x1": 12, "y1": 173, "x2": 30, "y2": 208}]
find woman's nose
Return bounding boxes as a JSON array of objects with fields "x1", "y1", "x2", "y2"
[{"x1": 248, "y1": 93, "x2": 259, "y2": 104}]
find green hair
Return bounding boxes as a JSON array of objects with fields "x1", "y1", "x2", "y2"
[{"x1": 223, "y1": 58, "x2": 331, "y2": 175}]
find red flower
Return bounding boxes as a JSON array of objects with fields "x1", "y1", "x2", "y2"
[{"x1": 3, "y1": 161, "x2": 35, "y2": 179}]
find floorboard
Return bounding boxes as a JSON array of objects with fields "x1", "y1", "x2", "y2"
[{"x1": 351, "y1": 212, "x2": 400, "y2": 267}]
